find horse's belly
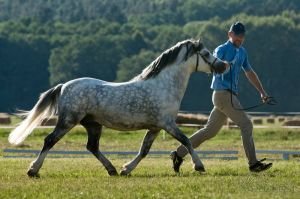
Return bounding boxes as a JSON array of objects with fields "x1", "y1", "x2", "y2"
[
  {"x1": 98, "y1": 120, "x2": 152, "y2": 131},
  {"x1": 104, "y1": 123, "x2": 147, "y2": 131},
  {"x1": 93, "y1": 114, "x2": 156, "y2": 131}
]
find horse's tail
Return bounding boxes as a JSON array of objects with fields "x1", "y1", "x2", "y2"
[{"x1": 8, "y1": 84, "x2": 63, "y2": 145}]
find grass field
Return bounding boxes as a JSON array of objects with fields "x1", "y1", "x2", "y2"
[{"x1": 0, "y1": 126, "x2": 299, "y2": 198}]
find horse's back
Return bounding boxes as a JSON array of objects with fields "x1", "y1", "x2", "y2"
[
  {"x1": 58, "y1": 78, "x2": 107, "y2": 112},
  {"x1": 63, "y1": 77, "x2": 107, "y2": 87},
  {"x1": 59, "y1": 77, "x2": 139, "y2": 114}
]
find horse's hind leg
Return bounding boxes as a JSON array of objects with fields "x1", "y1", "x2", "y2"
[
  {"x1": 27, "y1": 117, "x2": 76, "y2": 177},
  {"x1": 120, "y1": 129, "x2": 160, "y2": 176},
  {"x1": 80, "y1": 118, "x2": 117, "y2": 176}
]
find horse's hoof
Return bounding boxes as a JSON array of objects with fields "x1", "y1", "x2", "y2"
[
  {"x1": 120, "y1": 169, "x2": 131, "y2": 176},
  {"x1": 27, "y1": 170, "x2": 40, "y2": 178},
  {"x1": 194, "y1": 165, "x2": 206, "y2": 173},
  {"x1": 108, "y1": 169, "x2": 118, "y2": 176}
]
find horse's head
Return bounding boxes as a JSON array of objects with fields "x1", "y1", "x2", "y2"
[{"x1": 184, "y1": 39, "x2": 228, "y2": 74}]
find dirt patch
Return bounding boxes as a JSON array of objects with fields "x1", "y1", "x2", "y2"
[
  {"x1": 0, "y1": 113, "x2": 11, "y2": 124},
  {"x1": 41, "y1": 117, "x2": 57, "y2": 126},
  {"x1": 176, "y1": 113, "x2": 208, "y2": 125},
  {"x1": 266, "y1": 118, "x2": 275, "y2": 124},
  {"x1": 252, "y1": 118, "x2": 263, "y2": 125},
  {"x1": 282, "y1": 120, "x2": 300, "y2": 126}
]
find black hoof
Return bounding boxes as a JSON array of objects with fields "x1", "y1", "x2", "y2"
[
  {"x1": 108, "y1": 169, "x2": 118, "y2": 176},
  {"x1": 27, "y1": 170, "x2": 40, "y2": 178},
  {"x1": 195, "y1": 166, "x2": 206, "y2": 173}
]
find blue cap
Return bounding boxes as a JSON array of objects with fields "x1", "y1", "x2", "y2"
[{"x1": 229, "y1": 21, "x2": 246, "y2": 35}]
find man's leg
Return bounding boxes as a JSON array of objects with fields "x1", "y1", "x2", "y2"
[
  {"x1": 213, "y1": 91, "x2": 258, "y2": 165},
  {"x1": 176, "y1": 107, "x2": 227, "y2": 158},
  {"x1": 170, "y1": 91, "x2": 228, "y2": 172},
  {"x1": 218, "y1": 91, "x2": 272, "y2": 171}
]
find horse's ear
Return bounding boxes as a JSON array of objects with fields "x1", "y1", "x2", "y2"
[{"x1": 196, "y1": 39, "x2": 204, "y2": 51}]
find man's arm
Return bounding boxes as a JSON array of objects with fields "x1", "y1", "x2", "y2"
[{"x1": 245, "y1": 69, "x2": 269, "y2": 102}]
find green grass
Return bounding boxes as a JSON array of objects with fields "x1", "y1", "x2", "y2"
[
  {"x1": 1, "y1": 126, "x2": 299, "y2": 153},
  {"x1": 1, "y1": 126, "x2": 299, "y2": 198},
  {"x1": 0, "y1": 158, "x2": 299, "y2": 199}
]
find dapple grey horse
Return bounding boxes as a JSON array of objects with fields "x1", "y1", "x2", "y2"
[{"x1": 9, "y1": 39, "x2": 227, "y2": 177}]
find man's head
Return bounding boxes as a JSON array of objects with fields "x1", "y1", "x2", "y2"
[{"x1": 228, "y1": 21, "x2": 246, "y2": 47}]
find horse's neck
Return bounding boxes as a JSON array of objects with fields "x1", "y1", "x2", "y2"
[{"x1": 148, "y1": 63, "x2": 193, "y2": 100}]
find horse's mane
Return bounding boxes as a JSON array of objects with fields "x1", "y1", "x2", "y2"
[{"x1": 132, "y1": 39, "x2": 195, "y2": 81}]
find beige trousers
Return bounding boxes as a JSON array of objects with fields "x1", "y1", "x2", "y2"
[{"x1": 177, "y1": 90, "x2": 257, "y2": 165}]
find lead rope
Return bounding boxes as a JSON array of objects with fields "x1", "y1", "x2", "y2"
[
  {"x1": 195, "y1": 52, "x2": 199, "y2": 72},
  {"x1": 229, "y1": 64, "x2": 277, "y2": 111}
]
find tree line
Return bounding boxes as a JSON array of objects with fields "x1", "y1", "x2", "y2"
[{"x1": 0, "y1": 0, "x2": 299, "y2": 112}]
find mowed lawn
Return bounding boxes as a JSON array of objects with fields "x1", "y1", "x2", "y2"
[
  {"x1": 0, "y1": 126, "x2": 299, "y2": 198},
  {"x1": 0, "y1": 158, "x2": 299, "y2": 199}
]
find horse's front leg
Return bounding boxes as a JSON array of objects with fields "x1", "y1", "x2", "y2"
[
  {"x1": 164, "y1": 123, "x2": 205, "y2": 172},
  {"x1": 120, "y1": 129, "x2": 160, "y2": 176}
]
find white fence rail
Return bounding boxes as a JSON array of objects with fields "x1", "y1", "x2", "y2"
[{"x1": 3, "y1": 149, "x2": 299, "y2": 161}]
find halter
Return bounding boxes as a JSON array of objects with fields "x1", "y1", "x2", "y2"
[
  {"x1": 185, "y1": 42, "x2": 218, "y2": 73},
  {"x1": 196, "y1": 51, "x2": 218, "y2": 73}
]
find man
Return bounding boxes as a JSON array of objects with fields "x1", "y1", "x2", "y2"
[{"x1": 171, "y1": 21, "x2": 272, "y2": 173}]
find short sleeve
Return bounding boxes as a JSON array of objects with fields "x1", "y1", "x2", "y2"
[
  {"x1": 242, "y1": 49, "x2": 252, "y2": 71},
  {"x1": 213, "y1": 45, "x2": 225, "y2": 59}
]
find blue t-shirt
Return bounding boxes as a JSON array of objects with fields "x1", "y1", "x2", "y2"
[{"x1": 211, "y1": 40, "x2": 252, "y2": 94}]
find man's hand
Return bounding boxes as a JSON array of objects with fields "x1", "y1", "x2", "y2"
[
  {"x1": 245, "y1": 70, "x2": 269, "y2": 103},
  {"x1": 261, "y1": 94, "x2": 277, "y2": 105},
  {"x1": 260, "y1": 92, "x2": 269, "y2": 103}
]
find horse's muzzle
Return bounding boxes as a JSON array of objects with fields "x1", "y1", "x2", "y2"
[{"x1": 213, "y1": 61, "x2": 228, "y2": 74}]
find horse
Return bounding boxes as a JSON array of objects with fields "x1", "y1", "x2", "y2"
[{"x1": 9, "y1": 39, "x2": 227, "y2": 177}]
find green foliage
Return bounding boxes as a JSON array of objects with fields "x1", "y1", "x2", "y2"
[
  {"x1": 0, "y1": 34, "x2": 51, "y2": 111},
  {"x1": 1, "y1": 126, "x2": 299, "y2": 152},
  {"x1": 151, "y1": 25, "x2": 189, "y2": 50},
  {"x1": 0, "y1": 1, "x2": 299, "y2": 112},
  {"x1": 1, "y1": 0, "x2": 300, "y2": 24},
  {"x1": 116, "y1": 50, "x2": 158, "y2": 81},
  {"x1": 49, "y1": 36, "x2": 123, "y2": 85}
]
